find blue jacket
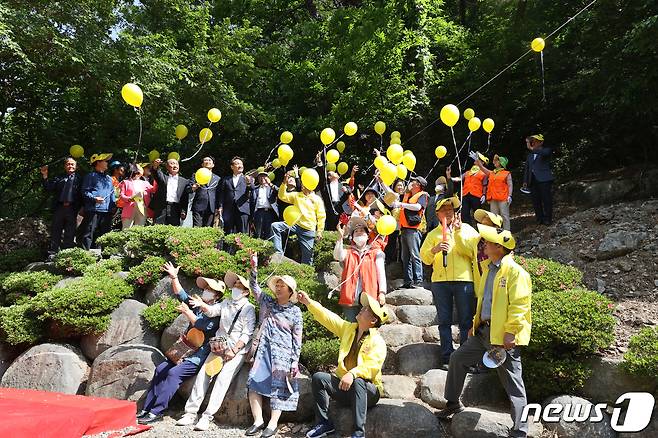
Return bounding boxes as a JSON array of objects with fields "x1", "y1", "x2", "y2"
[
  {"x1": 82, "y1": 171, "x2": 115, "y2": 212},
  {"x1": 523, "y1": 147, "x2": 555, "y2": 184},
  {"x1": 178, "y1": 289, "x2": 220, "y2": 366}
]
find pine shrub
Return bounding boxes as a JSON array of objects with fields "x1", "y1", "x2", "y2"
[
  {"x1": 53, "y1": 248, "x2": 97, "y2": 275},
  {"x1": 623, "y1": 327, "x2": 658, "y2": 378},
  {"x1": 126, "y1": 256, "x2": 166, "y2": 288},
  {"x1": 0, "y1": 247, "x2": 43, "y2": 273},
  {"x1": 0, "y1": 302, "x2": 44, "y2": 345},
  {"x1": 0, "y1": 271, "x2": 62, "y2": 305},
  {"x1": 300, "y1": 338, "x2": 340, "y2": 373},
  {"x1": 142, "y1": 297, "x2": 180, "y2": 331},
  {"x1": 516, "y1": 256, "x2": 583, "y2": 294}
]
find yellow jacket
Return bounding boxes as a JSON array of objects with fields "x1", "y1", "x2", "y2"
[
  {"x1": 306, "y1": 299, "x2": 387, "y2": 395},
  {"x1": 420, "y1": 223, "x2": 480, "y2": 283},
  {"x1": 278, "y1": 184, "x2": 326, "y2": 233},
  {"x1": 473, "y1": 254, "x2": 532, "y2": 346}
]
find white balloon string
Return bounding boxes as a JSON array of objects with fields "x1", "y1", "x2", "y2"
[
  {"x1": 540, "y1": 50, "x2": 546, "y2": 102},
  {"x1": 181, "y1": 121, "x2": 213, "y2": 163},
  {"x1": 451, "y1": 127, "x2": 464, "y2": 206},
  {"x1": 264, "y1": 141, "x2": 283, "y2": 167}
]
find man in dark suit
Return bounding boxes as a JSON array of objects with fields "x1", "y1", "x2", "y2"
[
  {"x1": 150, "y1": 158, "x2": 189, "y2": 226},
  {"x1": 522, "y1": 134, "x2": 554, "y2": 225},
  {"x1": 249, "y1": 170, "x2": 279, "y2": 239},
  {"x1": 40, "y1": 157, "x2": 84, "y2": 254},
  {"x1": 217, "y1": 156, "x2": 252, "y2": 234},
  {"x1": 190, "y1": 156, "x2": 220, "y2": 227}
]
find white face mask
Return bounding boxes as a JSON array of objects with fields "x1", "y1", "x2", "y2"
[
  {"x1": 435, "y1": 185, "x2": 445, "y2": 194},
  {"x1": 231, "y1": 287, "x2": 244, "y2": 301},
  {"x1": 353, "y1": 234, "x2": 368, "y2": 248},
  {"x1": 202, "y1": 290, "x2": 216, "y2": 302}
]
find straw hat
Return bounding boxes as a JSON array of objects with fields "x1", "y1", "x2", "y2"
[
  {"x1": 474, "y1": 209, "x2": 503, "y2": 228},
  {"x1": 267, "y1": 275, "x2": 298, "y2": 303},
  {"x1": 224, "y1": 271, "x2": 250, "y2": 291},
  {"x1": 196, "y1": 276, "x2": 226, "y2": 293}
]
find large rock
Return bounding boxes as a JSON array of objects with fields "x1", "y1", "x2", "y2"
[
  {"x1": 381, "y1": 375, "x2": 417, "y2": 400},
  {"x1": 145, "y1": 275, "x2": 197, "y2": 305},
  {"x1": 269, "y1": 252, "x2": 299, "y2": 265},
  {"x1": 420, "y1": 369, "x2": 448, "y2": 408},
  {"x1": 423, "y1": 325, "x2": 462, "y2": 344},
  {"x1": 54, "y1": 276, "x2": 81, "y2": 289},
  {"x1": 395, "y1": 305, "x2": 438, "y2": 327},
  {"x1": 385, "y1": 288, "x2": 433, "y2": 306},
  {"x1": 462, "y1": 372, "x2": 510, "y2": 409},
  {"x1": 319, "y1": 271, "x2": 340, "y2": 291},
  {"x1": 582, "y1": 356, "x2": 657, "y2": 404},
  {"x1": 1, "y1": 343, "x2": 89, "y2": 394},
  {"x1": 378, "y1": 324, "x2": 424, "y2": 348},
  {"x1": 542, "y1": 395, "x2": 617, "y2": 438},
  {"x1": 330, "y1": 398, "x2": 442, "y2": 437},
  {"x1": 597, "y1": 231, "x2": 647, "y2": 260},
  {"x1": 397, "y1": 343, "x2": 441, "y2": 375},
  {"x1": 161, "y1": 314, "x2": 191, "y2": 352},
  {"x1": 80, "y1": 299, "x2": 160, "y2": 360},
  {"x1": 26, "y1": 261, "x2": 59, "y2": 274},
  {"x1": 387, "y1": 279, "x2": 405, "y2": 292},
  {"x1": 86, "y1": 344, "x2": 165, "y2": 404},
  {"x1": 383, "y1": 347, "x2": 399, "y2": 374},
  {"x1": 0, "y1": 342, "x2": 20, "y2": 381},
  {"x1": 452, "y1": 407, "x2": 543, "y2": 438}
]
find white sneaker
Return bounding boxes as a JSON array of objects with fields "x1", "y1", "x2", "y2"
[
  {"x1": 176, "y1": 413, "x2": 196, "y2": 426},
  {"x1": 194, "y1": 415, "x2": 212, "y2": 431}
]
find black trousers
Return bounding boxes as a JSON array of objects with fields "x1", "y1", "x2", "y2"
[
  {"x1": 155, "y1": 203, "x2": 182, "y2": 226},
  {"x1": 192, "y1": 209, "x2": 215, "y2": 227},
  {"x1": 311, "y1": 372, "x2": 379, "y2": 436},
  {"x1": 384, "y1": 230, "x2": 400, "y2": 263},
  {"x1": 252, "y1": 208, "x2": 277, "y2": 239},
  {"x1": 79, "y1": 211, "x2": 110, "y2": 250},
  {"x1": 530, "y1": 176, "x2": 553, "y2": 224},
  {"x1": 49, "y1": 205, "x2": 78, "y2": 253},
  {"x1": 461, "y1": 194, "x2": 482, "y2": 226},
  {"x1": 222, "y1": 205, "x2": 249, "y2": 234}
]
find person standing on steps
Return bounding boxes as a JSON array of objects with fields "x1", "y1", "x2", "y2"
[
  {"x1": 217, "y1": 156, "x2": 253, "y2": 234},
  {"x1": 425, "y1": 175, "x2": 453, "y2": 231},
  {"x1": 250, "y1": 170, "x2": 279, "y2": 239},
  {"x1": 150, "y1": 158, "x2": 190, "y2": 226},
  {"x1": 420, "y1": 196, "x2": 480, "y2": 368},
  {"x1": 522, "y1": 134, "x2": 554, "y2": 225},
  {"x1": 79, "y1": 153, "x2": 115, "y2": 250},
  {"x1": 437, "y1": 225, "x2": 531, "y2": 438},
  {"x1": 475, "y1": 154, "x2": 513, "y2": 230},
  {"x1": 190, "y1": 156, "x2": 221, "y2": 227},
  {"x1": 448, "y1": 159, "x2": 489, "y2": 227}
]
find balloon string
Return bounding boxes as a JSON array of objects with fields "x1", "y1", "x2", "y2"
[
  {"x1": 449, "y1": 132, "x2": 472, "y2": 167},
  {"x1": 451, "y1": 127, "x2": 464, "y2": 206},
  {"x1": 34, "y1": 155, "x2": 67, "y2": 170},
  {"x1": 485, "y1": 133, "x2": 491, "y2": 154},
  {"x1": 181, "y1": 121, "x2": 213, "y2": 163},
  {"x1": 264, "y1": 141, "x2": 283, "y2": 167},
  {"x1": 540, "y1": 51, "x2": 546, "y2": 102}
]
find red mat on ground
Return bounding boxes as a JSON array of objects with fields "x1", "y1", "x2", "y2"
[{"x1": 0, "y1": 388, "x2": 139, "y2": 437}]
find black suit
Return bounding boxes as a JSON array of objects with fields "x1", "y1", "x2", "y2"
[
  {"x1": 523, "y1": 146, "x2": 555, "y2": 224},
  {"x1": 151, "y1": 169, "x2": 190, "y2": 226},
  {"x1": 42, "y1": 173, "x2": 83, "y2": 252},
  {"x1": 249, "y1": 184, "x2": 279, "y2": 239},
  {"x1": 190, "y1": 173, "x2": 220, "y2": 227},
  {"x1": 217, "y1": 174, "x2": 252, "y2": 234},
  {"x1": 318, "y1": 173, "x2": 350, "y2": 231}
]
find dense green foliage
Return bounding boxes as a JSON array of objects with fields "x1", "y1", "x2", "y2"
[
  {"x1": 0, "y1": 271, "x2": 62, "y2": 305},
  {"x1": 623, "y1": 326, "x2": 658, "y2": 378},
  {"x1": 313, "y1": 231, "x2": 340, "y2": 271},
  {"x1": 0, "y1": 302, "x2": 45, "y2": 345},
  {"x1": 142, "y1": 297, "x2": 180, "y2": 332},
  {"x1": 83, "y1": 258, "x2": 125, "y2": 276},
  {"x1": 300, "y1": 338, "x2": 341, "y2": 373},
  {"x1": 126, "y1": 256, "x2": 166, "y2": 288},
  {"x1": 517, "y1": 256, "x2": 583, "y2": 294},
  {"x1": 0, "y1": 248, "x2": 43, "y2": 273},
  {"x1": 53, "y1": 248, "x2": 98, "y2": 276}
]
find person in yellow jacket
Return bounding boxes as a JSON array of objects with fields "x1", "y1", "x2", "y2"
[
  {"x1": 438, "y1": 225, "x2": 532, "y2": 438},
  {"x1": 297, "y1": 291, "x2": 388, "y2": 438},
  {"x1": 420, "y1": 196, "x2": 480, "y2": 367}
]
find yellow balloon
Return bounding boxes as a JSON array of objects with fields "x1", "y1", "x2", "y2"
[
  {"x1": 337, "y1": 162, "x2": 349, "y2": 175},
  {"x1": 326, "y1": 149, "x2": 340, "y2": 164},
  {"x1": 396, "y1": 164, "x2": 408, "y2": 180},
  {"x1": 402, "y1": 153, "x2": 416, "y2": 172},
  {"x1": 482, "y1": 118, "x2": 495, "y2": 133},
  {"x1": 301, "y1": 168, "x2": 320, "y2": 191},
  {"x1": 280, "y1": 131, "x2": 293, "y2": 144},
  {"x1": 283, "y1": 205, "x2": 302, "y2": 227},
  {"x1": 320, "y1": 128, "x2": 336, "y2": 145},
  {"x1": 390, "y1": 138, "x2": 402, "y2": 146},
  {"x1": 531, "y1": 37, "x2": 545, "y2": 52},
  {"x1": 121, "y1": 83, "x2": 143, "y2": 107},
  {"x1": 272, "y1": 158, "x2": 281, "y2": 169},
  {"x1": 268, "y1": 172, "x2": 276, "y2": 181},
  {"x1": 440, "y1": 104, "x2": 460, "y2": 127},
  {"x1": 468, "y1": 117, "x2": 481, "y2": 132},
  {"x1": 464, "y1": 108, "x2": 475, "y2": 120},
  {"x1": 344, "y1": 122, "x2": 358, "y2": 136},
  {"x1": 381, "y1": 163, "x2": 398, "y2": 186},
  {"x1": 299, "y1": 166, "x2": 307, "y2": 176},
  {"x1": 207, "y1": 108, "x2": 222, "y2": 123},
  {"x1": 435, "y1": 146, "x2": 447, "y2": 159},
  {"x1": 374, "y1": 155, "x2": 389, "y2": 170},
  {"x1": 148, "y1": 149, "x2": 160, "y2": 162},
  {"x1": 386, "y1": 144, "x2": 404, "y2": 165},
  {"x1": 168, "y1": 152, "x2": 180, "y2": 161},
  {"x1": 199, "y1": 128, "x2": 213, "y2": 143},
  {"x1": 195, "y1": 168, "x2": 212, "y2": 185},
  {"x1": 403, "y1": 150, "x2": 413, "y2": 156},
  {"x1": 175, "y1": 125, "x2": 188, "y2": 140},
  {"x1": 69, "y1": 145, "x2": 84, "y2": 158},
  {"x1": 336, "y1": 141, "x2": 346, "y2": 153},
  {"x1": 280, "y1": 157, "x2": 290, "y2": 167},
  {"x1": 327, "y1": 162, "x2": 336, "y2": 172},
  {"x1": 390, "y1": 131, "x2": 401, "y2": 139},
  {"x1": 376, "y1": 215, "x2": 397, "y2": 236},
  {"x1": 277, "y1": 144, "x2": 294, "y2": 162},
  {"x1": 374, "y1": 121, "x2": 386, "y2": 135}
]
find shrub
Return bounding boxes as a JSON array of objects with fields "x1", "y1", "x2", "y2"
[
  {"x1": 165, "y1": 227, "x2": 224, "y2": 259},
  {"x1": 0, "y1": 247, "x2": 43, "y2": 273},
  {"x1": 302, "y1": 310, "x2": 334, "y2": 341},
  {"x1": 223, "y1": 233, "x2": 275, "y2": 261},
  {"x1": 53, "y1": 248, "x2": 97, "y2": 275},
  {"x1": 178, "y1": 249, "x2": 238, "y2": 280},
  {"x1": 0, "y1": 302, "x2": 44, "y2": 345},
  {"x1": 516, "y1": 256, "x2": 583, "y2": 294},
  {"x1": 0, "y1": 271, "x2": 62, "y2": 305},
  {"x1": 623, "y1": 327, "x2": 658, "y2": 378},
  {"x1": 126, "y1": 256, "x2": 166, "y2": 288},
  {"x1": 83, "y1": 258, "x2": 124, "y2": 276},
  {"x1": 313, "y1": 231, "x2": 340, "y2": 271},
  {"x1": 142, "y1": 297, "x2": 180, "y2": 331},
  {"x1": 300, "y1": 338, "x2": 340, "y2": 373}
]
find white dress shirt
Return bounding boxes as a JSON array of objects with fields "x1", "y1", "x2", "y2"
[
  {"x1": 329, "y1": 180, "x2": 340, "y2": 203},
  {"x1": 166, "y1": 174, "x2": 180, "y2": 203},
  {"x1": 232, "y1": 174, "x2": 241, "y2": 188},
  {"x1": 256, "y1": 186, "x2": 271, "y2": 209}
]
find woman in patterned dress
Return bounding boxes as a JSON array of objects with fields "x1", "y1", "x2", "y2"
[{"x1": 245, "y1": 252, "x2": 303, "y2": 438}]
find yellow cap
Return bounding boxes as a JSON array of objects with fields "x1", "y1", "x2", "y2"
[
  {"x1": 90, "y1": 153, "x2": 113, "y2": 164},
  {"x1": 474, "y1": 209, "x2": 503, "y2": 227},
  {"x1": 360, "y1": 293, "x2": 389, "y2": 324},
  {"x1": 435, "y1": 196, "x2": 461, "y2": 211},
  {"x1": 530, "y1": 134, "x2": 544, "y2": 141},
  {"x1": 477, "y1": 224, "x2": 516, "y2": 250}
]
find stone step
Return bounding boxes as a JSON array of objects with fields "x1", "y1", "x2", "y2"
[
  {"x1": 452, "y1": 406, "x2": 544, "y2": 438},
  {"x1": 386, "y1": 287, "x2": 433, "y2": 306},
  {"x1": 378, "y1": 324, "x2": 424, "y2": 348},
  {"x1": 418, "y1": 369, "x2": 509, "y2": 409}
]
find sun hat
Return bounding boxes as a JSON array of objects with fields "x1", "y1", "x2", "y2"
[
  {"x1": 224, "y1": 271, "x2": 250, "y2": 291},
  {"x1": 529, "y1": 134, "x2": 544, "y2": 141},
  {"x1": 477, "y1": 224, "x2": 516, "y2": 250},
  {"x1": 411, "y1": 176, "x2": 428, "y2": 188},
  {"x1": 435, "y1": 196, "x2": 461, "y2": 211},
  {"x1": 196, "y1": 276, "x2": 226, "y2": 293},
  {"x1": 360, "y1": 293, "x2": 389, "y2": 324},
  {"x1": 494, "y1": 155, "x2": 509, "y2": 169},
  {"x1": 474, "y1": 209, "x2": 503, "y2": 227},
  {"x1": 267, "y1": 275, "x2": 298, "y2": 303},
  {"x1": 345, "y1": 216, "x2": 368, "y2": 236},
  {"x1": 90, "y1": 153, "x2": 113, "y2": 165}
]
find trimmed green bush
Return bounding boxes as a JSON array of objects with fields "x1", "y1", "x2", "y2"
[
  {"x1": 0, "y1": 271, "x2": 62, "y2": 305},
  {"x1": 517, "y1": 256, "x2": 583, "y2": 294},
  {"x1": 126, "y1": 256, "x2": 166, "y2": 288},
  {"x1": 0, "y1": 302, "x2": 44, "y2": 345},
  {"x1": 302, "y1": 310, "x2": 333, "y2": 341},
  {"x1": 83, "y1": 258, "x2": 124, "y2": 276},
  {"x1": 53, "y1": 248, "x2": 97, "y2": 275},
  {"x1": 223, "y1": 233, "x2": 275, "y2": 261},
  {"x1": 178, "y1": 249, "x2": 238, "y2": 279},
  {"x1": 623, "y1": 327, "x2": 658, "y2": 378},
  {"x1": 313, "y1": 231, "x2": 340, "y2": 271},
  {"x1": 142, "y1": 297, "x2": 180, "y2": 331},
  {"x1": 300, "y1": 338, "x2": 340, "y2": 373},
  {"x1": 165, "y1": 227, "x2": 224, "y2": 259},
  {"x1": 0, "y1": 247, "x2": 43, "y2": 273}
]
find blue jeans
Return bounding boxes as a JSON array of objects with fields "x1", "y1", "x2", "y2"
[
  {"x1": 400, "y1": 228, "x2": 422, "y2": 285},
  {"x1": 431, "y1": 281, "x2": 476, "y2": 363},
  {"x1": 271, "y1": 221, "x2": 316, "y2": 265}
]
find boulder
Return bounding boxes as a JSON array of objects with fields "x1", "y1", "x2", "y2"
[
  {"x1": 461, "y1": 372, "x2": 510, "y2": 409},
  {"x1": 420, "y1": 369, "x2": 448, "y2": 408},
  {"x1": 328, "y1": 261, "x2": 343, "y2": 277},
  {"x1": 387, "y1": 279, "x2": 405, "y2": 292},
  {"x1": 80, "y1": 299, "x2": 160, "y2": 360},
  {"x1": 395, "y1": 305, "x2": 438, "y2": 327},
  {"x1": 330, "y1": 398, "x2": 442, "y2": 437},
  {"x1": 280, "y1": 374, "x2": 314, "y2": 423},
  {"x1": 582, "y1": 356, "x2": 657, "y2": 404},
  {"x1": 113, "y1": 271, "x2": 129, "y2": 280},
  {"x1": 397, "y1": 343, "x2": 441, "y2": 375},
  {"x1": 54, "y1": 276, "x2": 81, "y2": 289},
  {"x1": 161, "y1": 314, "x2": 191, "y2": 352},
  {"x1": 319, "y1": 271, "x2": 340, "y2": 291},
  {"x1": 381, "y1": 375, "x2": 417, "y2": 400},
  {"x1": 145, "y1": 275, "x2": 197, "y2": 305},
  {"x1": 383, "y1": 347, "x2": 399, "y2": 374},
  {"x1": 385, "y1": 288, "x2": 433, "y2": 306},
  {"x1": 26, "y1": 261, "x2": 59, "y2": 274},
  {"x1": 423, "y1": 325, "x2": 441, "y2": 343},
  {"x1": 86, "y1": 344, "x2": 165, "y2": 404},
  {"x1": 269, "y1": 252, "x2": 299, "y2": 265},
  {"x1": 378, "y1": 324, "x2": 424, "y2": 348},
  {"x1": 452, "y1": 407, "x2": 543, "y2": 438},
  {"x1": 597, "y1": 231, "x2": 647, "y2": 260},
  {"x1": 0, "y1": 342, "x2": 20, "y2": 381},
  {"x1": 1, "y1": 343, "x2": 89, "y2": 395},
  {"x1": 542, "y1": 395, "x2": 617, "y2": 438},
  {"x1": 383, "y1": 304, "x2": 398, "y2": 324}
]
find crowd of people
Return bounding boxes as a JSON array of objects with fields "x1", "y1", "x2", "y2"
[{"x1": 39, "y1": 134, "x2": 553, "y2": 437}]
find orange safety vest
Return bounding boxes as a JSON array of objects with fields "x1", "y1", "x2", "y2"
[
  {"x1": 339, "y1": 247, "x2": 380, "y2": 306},
  {"x1": 112, "y1": 176, "x2": 125, "y2": 208},
  {"x1": 462, "y1": 171, "x2": 486, "y2": 198},
  {"x1": 486, "y1": 169, "x2": 510, "y2": 201},
  {"x1": 399, "y1": 191, "x2": 428, "y2": 230}
]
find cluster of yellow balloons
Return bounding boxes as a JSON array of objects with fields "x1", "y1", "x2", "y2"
[
  {"x1": 121, "y1": 83, "x2": 143, "y2": 108},
  {"x1": 69, "y1": 145, "x2": 84, "y2": 159},
  {"x1": 440, "y1": 104, "x2": 495, "y2": 134}
]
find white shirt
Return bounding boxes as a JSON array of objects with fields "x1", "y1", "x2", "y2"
[
  {"x1": 166, "y1": 174, "x2": 180, "y2": 203},
  {"x1": 329, "y1": 180, "x2": 340, "y2": 203},
  {"x1": 232, "y1": 174, "x2": 241, "y2": 188},
  {"x1": 206, "y1": 297, "x2": 256, "y2": 349},
  {"x1": 256, "y1": 186, "x2": 271, "y2": 209}
]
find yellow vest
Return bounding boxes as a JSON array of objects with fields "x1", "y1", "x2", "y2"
[{"x1": 420, "y1": 223, "x2": 480, "y2": 282}]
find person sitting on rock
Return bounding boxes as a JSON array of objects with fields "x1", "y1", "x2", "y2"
[
  {"x1": 298, "y1": 291, "x2": 388, "y2": 438},
  {"x1": 334, "y1": 217, "x2": 387, "y2": 322},
  {"x1": 138, "y1": 262, "x2": 224, "y2": 424},
  {"x1": 176, "y1": 271, "x2": 256, "y2": 431},
  {"x1": 437, "y1": 225, "x2": 531, "y2": 438}
]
